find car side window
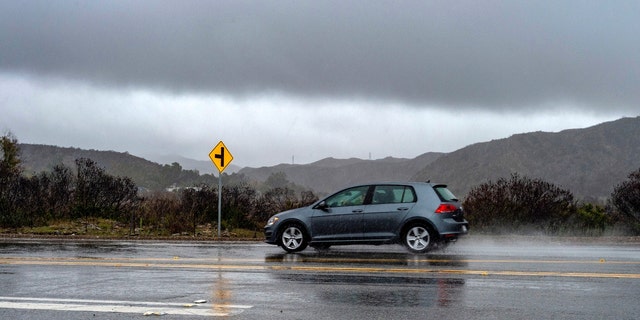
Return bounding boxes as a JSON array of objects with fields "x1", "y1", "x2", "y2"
[
  {"x1": 325, "y1": 186, "x2": 369, "y2": 207},
  {"x1": 399, "y1": 186, "x2": 416, "y2": 203},
  {"x1": 372, "y1": 185, "x2": 416, "y2": 204}
]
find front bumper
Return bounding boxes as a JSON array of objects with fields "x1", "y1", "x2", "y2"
[{"x1": 264, "y1": 226, "x2": 278, "y2": 244}]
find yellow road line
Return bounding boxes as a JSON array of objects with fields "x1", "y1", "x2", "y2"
[{"x1": 2, "y1": 257, "x2": 640, "y2": 279}]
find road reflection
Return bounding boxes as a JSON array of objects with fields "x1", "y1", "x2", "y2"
[
  {"x1": 211, "y1": 272, "x2": 232, "y2": 315},
  {"x1": 265, "y1": 249, "x2": 467, "y2": 308},
  {"x1": 0, "y1": 240, "x2": 137, "y2": 257},
  {"x1": 274, "y1": 272, "x2": 465, "y2": 308},
  {"x1": 265, "y1": 250, "x2": 469, "y2": 268}
]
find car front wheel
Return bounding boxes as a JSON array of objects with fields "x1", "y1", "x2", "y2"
[
  {"x1": 279, "y1": 224, "x2": 308, "y2": 253},
  {"x1": 403, "y1": 224, "x2": 435, "y2": 253}
]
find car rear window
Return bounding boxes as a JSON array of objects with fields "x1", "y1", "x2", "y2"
[{"x1": 433, "y1": 185, "x2": 459, "y2": 202}]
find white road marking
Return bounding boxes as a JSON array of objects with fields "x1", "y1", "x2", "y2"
[{"x1": 0, "y1": 296, "x2": 252, "y2": 316}]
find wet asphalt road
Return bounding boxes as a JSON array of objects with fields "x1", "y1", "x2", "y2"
[{"x1": 1, "y1": 236, "x2": 639, "y2": 319}]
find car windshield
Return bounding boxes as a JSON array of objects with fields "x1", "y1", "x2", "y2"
[{"x1": 434, "y1": 185, "x2": 459, "y2": 202}]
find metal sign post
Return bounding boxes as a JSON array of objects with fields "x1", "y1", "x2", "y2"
[
  {"x1": 208, "y1": 141, "x2": 234, "y2": 238},
  {"x1": 218, "y1": 174, "x2": 222, "y2": 238}
]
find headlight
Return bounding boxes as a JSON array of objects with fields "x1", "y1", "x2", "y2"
[{"x1": 267, "y1": 216, "x2": 279, "y2": 226}]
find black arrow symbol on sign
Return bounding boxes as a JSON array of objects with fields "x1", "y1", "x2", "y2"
[{"x1": 214, "y1": 147, "x2": 225, "y2": 167}]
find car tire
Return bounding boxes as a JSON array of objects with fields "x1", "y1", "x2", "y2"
[
  {"x1": 402, "y1": 223, "x2": 435, "y2": 253},
  {"x1": 278, "y1": 223, "x2": 308, "y2": 253}
]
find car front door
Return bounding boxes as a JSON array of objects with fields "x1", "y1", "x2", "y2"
[{"x1": 310, "y1": 185, "x2": 370, "y2": 241}]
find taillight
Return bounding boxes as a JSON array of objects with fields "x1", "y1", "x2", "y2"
[{"x1": 435, "y1": 203, "x2": 457, "y2": 214}]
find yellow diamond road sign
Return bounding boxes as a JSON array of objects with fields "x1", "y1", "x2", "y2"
[{"x1": 209, "y1": 141, "x2": 234, "y2": 173}]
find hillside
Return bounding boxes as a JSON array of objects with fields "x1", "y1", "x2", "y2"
[
  {"x1": 412, "y1": 116, "x2": 640, "y2": 200},
  {"x1": 18, "y1": 144, "x2": 214, "y2": 191},
  {"x1": 15, "y1": 116, "x2": 640, "y2": 200},
  {"x1": 145, "y1": 154, "x2": 241, "y2": 175},
  {"x1": 239, "y1": 153, "x2": 444, "y2": 195}
]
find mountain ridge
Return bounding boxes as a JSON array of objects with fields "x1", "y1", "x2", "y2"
[
  {"x1": 239, "y1": 152, "x2": 444, "y2": 194},
  {"x1": 412, "y1": 116, "x2": 640, "y2": 199},
  {"x1": 15, "y1": 116, "x2": 640, "y2": 200}
]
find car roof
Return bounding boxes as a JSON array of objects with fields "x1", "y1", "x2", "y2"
[{"x1": 347, "y1": 182, "x2": 443, "y2": 188}]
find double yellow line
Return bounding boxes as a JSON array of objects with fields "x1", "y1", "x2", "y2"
[{"x1": 2, "y1": 256, "x2": 640, "y2": 279}]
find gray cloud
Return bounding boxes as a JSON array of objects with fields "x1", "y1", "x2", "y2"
[
  {"x1": 1, "y1": 1, "x2": 639, "y2": 111},
  {"x1": 2, "y1": 79, "x2": 620, "y2": 167}
]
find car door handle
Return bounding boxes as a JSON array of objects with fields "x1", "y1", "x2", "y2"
[
  {"x1": 397, "y1": 207, "x2": 409, "y2": 211},
  {"x1": 352, "y1": 209, "x2": 363, "y2": 213}
]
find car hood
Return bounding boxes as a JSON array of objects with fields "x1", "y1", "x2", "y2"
[{"x1": 273, "y1": 205, "x2": 312, "y2": 218}]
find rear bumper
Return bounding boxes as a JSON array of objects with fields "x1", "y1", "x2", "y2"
[{"x1": 439, "y1": 219, "x2": 469, "y2": 237}]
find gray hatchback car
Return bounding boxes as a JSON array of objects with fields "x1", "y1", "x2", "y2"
[{"x1": 264, "y1": 182, "x2": 469, "y2": 253}]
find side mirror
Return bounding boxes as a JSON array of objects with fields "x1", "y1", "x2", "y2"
[{"x1": 314, "y1": 201, "x2": 329, "y2": 211}]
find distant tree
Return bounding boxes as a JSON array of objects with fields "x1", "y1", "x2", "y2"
[
  {"x1": 161, "y1": 162, "x2": 202, "y2": 188},
  {"x1": 252, "y1": 187, "x2": 318, "y2": 224},
  {"x1": 611, "y1": 168, "x2": 640, "y2": 225},
  {"x1": 0, "y1": 133, "x2": 22, "y2": 179},
  {"x1": 300, "y1": 190, "x2": 319, "y2": 207},
  {"x1": 0, "y1": 133, "x2": 23, "y2": 227},
  {"x1": 74, "y1": 158, "x2": 105, "y2": 223},
  {"x1": 73, "y1": 158, "x2": 139, "y2": 231},
  {"x1": 163, "y1": 162, "x2": 183, "y2": 183},
  {"x1": 180, "y1": 186, "x2": 216, "y2": 236},
  {"x1": 464, "y1": 173, "x2": 575, "y2": 233},
  {"x1": 223, "y1": 183, "x2": 257, "y2": 230},
  {"x1": 570, "y1": 203, "x2": 612, "y2": 235},
  {"x1": 8, "y1": 175, "x2": 39, "y2": 227},
  {"x1": 45, "y1": 164, "x2": 74, "y2": 219},
  {"x1": 139, "y1": 191, "x2": 181, "y2": 235},
  {"x1": 264, "y1": 172, "x2": 290, "y2": 189},
  {"x1": 103, "y1": 175, "x2": 139, "y2": 229},
  {"x1": 14, "y1": 164, "x2": 83, "y2": 228}
]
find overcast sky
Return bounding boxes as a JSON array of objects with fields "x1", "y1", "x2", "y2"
[{"x1": 1, "y1": 1, "x2": 638, "y2": 168}]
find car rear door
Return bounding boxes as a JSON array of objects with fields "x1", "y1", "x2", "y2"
[{"x1": 362, "y1": 185, "x2": 416, "y2": 240}]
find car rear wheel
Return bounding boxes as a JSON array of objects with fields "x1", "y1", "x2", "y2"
[
  {"x1": 279, "y1": 224, "x2": 308, "y2": 253},
  {"x1": 403, "y1": 223, "x2": 435, "y2": 253}
]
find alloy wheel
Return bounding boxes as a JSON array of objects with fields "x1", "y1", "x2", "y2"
[{"x1": 405, "y1": 225, "x2": 431, "y2": 251}]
